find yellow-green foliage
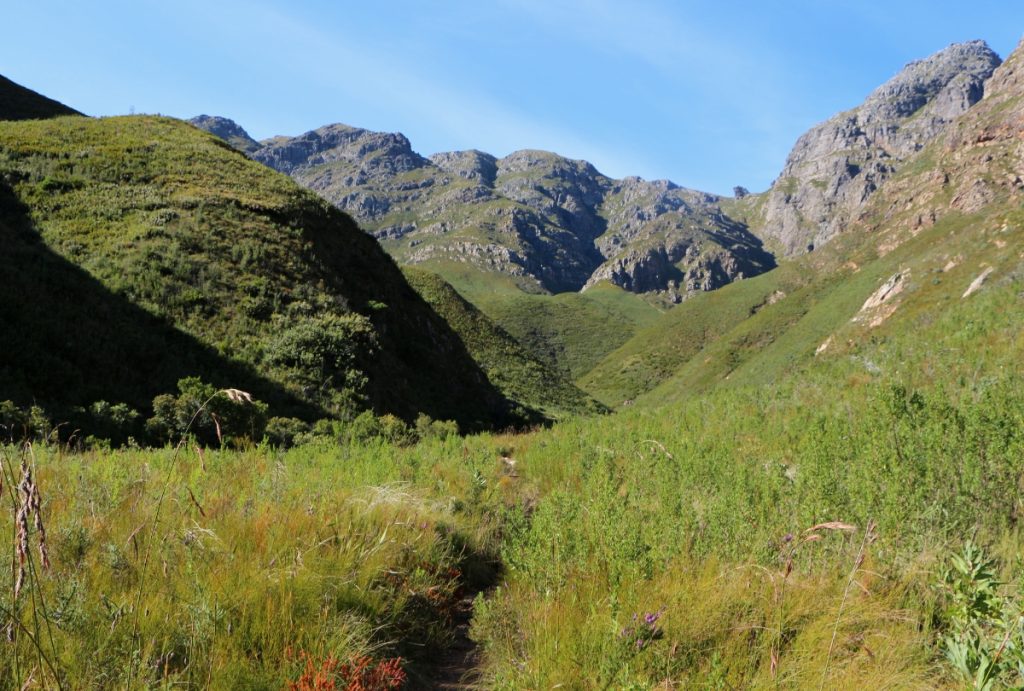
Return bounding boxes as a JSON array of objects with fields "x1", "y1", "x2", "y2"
[
  {"x1": 0, "y1": 432, "x2": 514, "y2": 688},
  {"x1": 403, "y1": 267, "x2": 606, "y2": 419}
]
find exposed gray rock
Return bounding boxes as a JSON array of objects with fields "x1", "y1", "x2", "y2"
[
  {"x1": 758, "y1": 40, "x2": 1002, "y2": 255},
  {"x1": 188, "y1": 115, "x2": 260, "y2": 153},
  {"x1": 429, "y1": 150, "x2": 497, "y2": 186},
  {"x1": 212, "y1": 122, "x2": 774, "y2": 297}
]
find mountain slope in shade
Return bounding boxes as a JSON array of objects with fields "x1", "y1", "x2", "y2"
[{"x1": 0, "y1": 74, "x2": 81, "y2": 120}]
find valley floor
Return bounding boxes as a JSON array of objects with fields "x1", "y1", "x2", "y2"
[{"x1": 5, "y1": 348, "x2": 1024, "y2": 688}]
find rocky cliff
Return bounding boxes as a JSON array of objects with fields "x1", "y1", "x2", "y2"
[
  {"x1": 192, "y1": 40, "x2": 1006, "y2": 297},
  {"x1": 194, "y1": 119, "x2": 773, "y2": 300},
  {"x1": 756, "y1": 40, "x2": 1002, "y2": 255}
]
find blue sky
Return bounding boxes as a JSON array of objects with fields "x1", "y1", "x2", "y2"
[{"x1": 5, "y1": 1, "x2": 1023, "y2": 194}]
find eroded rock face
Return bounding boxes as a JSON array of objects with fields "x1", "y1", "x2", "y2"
[
  {"x1": 207, "y1": 122, "x2": 773, "y2": 297},
  {"x1": 758, "y1": 41, "x2": 1002, "y2": 255},
  {"x1": 189, "y1": 115, "x2": 260, "y2": 153}
]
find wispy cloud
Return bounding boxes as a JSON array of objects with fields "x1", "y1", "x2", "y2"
[
  {"x1": 493, "y1": 0, "x2": 799, "y2": 173},
  {"x1": 158, "y1": 0, "x2": 647, "y2": 177}
]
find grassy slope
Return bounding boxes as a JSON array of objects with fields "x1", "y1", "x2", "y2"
[
  {"x1": 482, "y1": 286, "x2": 664, "y2": 382},
  {"x1": 0, "y1": 432, "x2": 519, "y2": 688},
  {"x1": 403, "y1": 267, "x2": 607, "y2": 419},
  {"x1": 0, "y1": 115, "x2": 522, "y2": 430},
  {"x1": 0, "y1": 74, "x2": 81, "y2": 121},
  {"x1": 423, "y1": 261, "x2": 663, "y2": 381},
  {"x1": 459, "y1": 44, "x2": 1024, "y2": 688},
  {"x1": 578, "y1": 261, "x2": 813, "y2": 406}
]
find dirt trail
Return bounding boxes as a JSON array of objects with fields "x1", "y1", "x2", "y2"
[{"x1": 430, "y1": 590, "x2": 486, "y2": 690}]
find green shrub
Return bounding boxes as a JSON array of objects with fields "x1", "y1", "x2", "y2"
[
  {"x1": 0, "y1": 399, "x2": 28, "y2": 441},
  {"x1": 938, "y1": 541, "x2": 1024, "y2": 689},
  {"x1": 415, "y1": 413, "x2": 459, "y2": 441},
  {"x1": 264, "y1": 416, "x2": 310, "y2": 448},
  {"x1": 145, "y1": 377, "x2": 268, "y2": 446},
  {"x1": 265, "y1": 313, "x2": 376, "y2": 412}
]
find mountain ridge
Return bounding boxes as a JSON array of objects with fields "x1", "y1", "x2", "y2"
[
  {"x1": 192, "y1": 118, "x2": 776, "y2": 302},
  {"x1": 191, "y1": 40, "x2": 998, "y2": 305},
  {"x1": 0, "y1": 74, "x2": 82, "y2": 121}
]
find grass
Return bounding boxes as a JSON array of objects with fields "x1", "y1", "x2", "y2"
[
  {"x1": 469, "y1": 281, "x2": 664, "y2": 381},
  {"x1": 402, "y1": 267, "x2": 606, "y2": 419},
  {"x1": 8, "y1": 291, "x2": 1023, "y2": 686},
  {"x1": 0, "y1": 429, "x2": 521, "y2": 688}
]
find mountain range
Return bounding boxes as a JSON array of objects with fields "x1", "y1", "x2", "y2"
[
  {"x1": 192, "y1": 40, "x2": 1002, "y2": 305},
  {"x1": 0, "y1": 36, "x2": 1020, "y2": 436}
]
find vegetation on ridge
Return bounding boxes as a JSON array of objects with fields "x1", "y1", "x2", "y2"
[{"x1": 0, "y1": 114, "x2": 535, "y2": 436}]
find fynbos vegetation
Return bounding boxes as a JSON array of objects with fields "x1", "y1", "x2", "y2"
[{"x1": 3, "y1": 31, "x2": 1024, "y2": 690}]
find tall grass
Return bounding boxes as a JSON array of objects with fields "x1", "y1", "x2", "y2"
[{"x1": 0, "y1": 429, "x2": 516, "y2": 688}]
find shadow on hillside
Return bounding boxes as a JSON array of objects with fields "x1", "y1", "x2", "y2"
[
  {"x1": 296, "y1": 204, "x2": 538, "y2": 432},
  {"x1": 0, "y1": 179, "x2": 320, "y2": 421}
]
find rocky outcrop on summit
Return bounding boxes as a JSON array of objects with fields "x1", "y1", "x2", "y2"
[
  {"x1": 758, "y1": 40, "x2": 1002, "y2": 255},
  {"x1": 862, "y1": 37, "x2": 1024, "y2": 244},
  {"x1": 189, "y1": 115, "x2": 260, "y2": 153}
]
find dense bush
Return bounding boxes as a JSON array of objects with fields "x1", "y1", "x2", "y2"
[
  {"x1": 145, "y1": 377, "x2": 268, "y2": 446},
  {"x1": 265, "y1": 312, "x2": 377, "y2": 414}
]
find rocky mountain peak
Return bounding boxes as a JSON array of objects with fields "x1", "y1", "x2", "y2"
[
  {"x1": 189, "y1": 115, "x2": 259, "y2": 153},
  {"x1": 251, "y1": 123, "x2": 430, "y2": 177},
  {"x1": 979, "y1": 37, "x2": 1024, "y2": 100},
  {"x1": 756, "y1": 40, "x2": 1002, "y2": 256},
  {"x1": 429, "y1": 150, "x2": 498, "y2": 186}
]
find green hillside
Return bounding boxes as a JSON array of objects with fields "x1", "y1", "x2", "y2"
[
  {"x1": 421, "y1": 261, "x2": 663, "y2": 381},
  {"x1": 0, "y1": 115, "x2": 527, "y2": 433},
  {"x1": 402, "y1": 268, "x2": 607, "y2": 419}
]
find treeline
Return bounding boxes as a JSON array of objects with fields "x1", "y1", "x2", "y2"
[{"x1": 0, "y1": 376, "x2": 459, "y2": 450}]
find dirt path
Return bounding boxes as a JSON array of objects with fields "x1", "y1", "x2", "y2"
[{"x1": 430, "y1": 590, "x2": 486, "y2": 690}]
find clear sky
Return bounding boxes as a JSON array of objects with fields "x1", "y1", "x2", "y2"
[{"x1": 5, "y1": 1, "x2": 1023, "y2": 194}]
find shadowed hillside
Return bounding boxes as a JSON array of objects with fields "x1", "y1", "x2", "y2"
[
  {"x1": 0, "y1": 114, "x2": 530, "y2": 431},
  {"x1": 0, "y1": 74, "x2": 81, "y2": 120}
]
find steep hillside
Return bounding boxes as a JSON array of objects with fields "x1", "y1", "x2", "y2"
[
  {"x1": 0, "y1": 73, "x2": 81, "y2": 120},
  {"x1": 618, "y1": 39, "x2": 1024, "y2": 407},
  {"x1": 755, "y1": 40, "x2": 1001, "y2": 255},
  {"x1": 0, "y1": 115, "x2": 528, "y2": 431},
  {"x1": 194, "y1": 120, "x2": 774, "y2": 302},
  {"x1": 402, "y1": 268, "x2": 607, "y2": 418}
]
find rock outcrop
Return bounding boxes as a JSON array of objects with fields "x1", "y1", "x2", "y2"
[
  {"x1": 189, "y1": 115, "x2": 260, "y2": 153},
  {"x1": 195, "y1": 119, "x2": 772, "y2": 299},
  {"x1": 757, "y1": 41, "x2": 1002, "y2": 255}
]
